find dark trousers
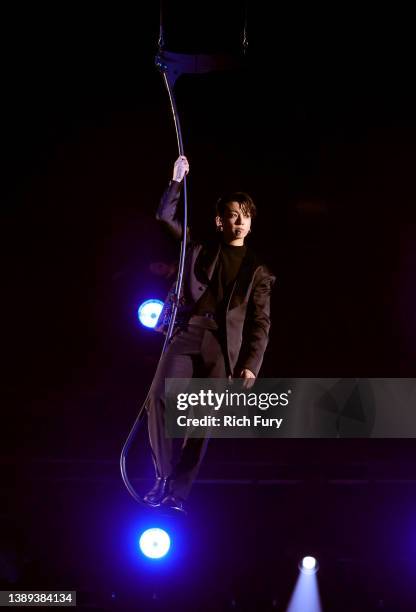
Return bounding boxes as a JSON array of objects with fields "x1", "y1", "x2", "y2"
[{"x1": 146, "y1": 321, "x2": 227, "y2": 500}]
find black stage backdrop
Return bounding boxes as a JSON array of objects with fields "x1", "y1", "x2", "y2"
[{"x1": 1, "y1": 3, "x2": 416, "y2": 610}]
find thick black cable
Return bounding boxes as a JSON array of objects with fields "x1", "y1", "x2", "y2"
[{"x1": 119, "y1": 58, "x2": 188, "y2": 507}]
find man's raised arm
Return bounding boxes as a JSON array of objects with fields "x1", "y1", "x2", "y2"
[{"x1": 155, "y1": 156, "x2": 190, "y2": 241}]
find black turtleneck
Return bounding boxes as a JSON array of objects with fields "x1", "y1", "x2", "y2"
[{"x1": 193, "y1": 241, "x2": 247, "y2": 318}]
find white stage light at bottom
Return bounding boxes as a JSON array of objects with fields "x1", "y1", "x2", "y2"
[
  {"x1": 299, "y1": 556, "x2": 319, "y2": 574},
  {"x1": 139, "y1": 528, "x2": 171, "y2": 559}
]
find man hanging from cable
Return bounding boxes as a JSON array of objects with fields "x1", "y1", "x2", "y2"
[{"x1": 144, "y1": 155, "x2": 276, "y2": 514}]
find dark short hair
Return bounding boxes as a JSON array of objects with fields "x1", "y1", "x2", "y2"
[{"x1": 215, "y1": 191, "x2": 257, "y2": 219}]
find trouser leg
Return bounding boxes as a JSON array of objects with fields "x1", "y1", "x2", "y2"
[
  {"x1": 169, "y1": 328, "x2": 227, "y2": 500},
  {"x1": 146, "y1": 335, "x2": 194, "y2": 479}
]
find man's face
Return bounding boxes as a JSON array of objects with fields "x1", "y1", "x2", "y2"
[{"x1": 216, "y1": 201, "x2": 252, "y2": 244}]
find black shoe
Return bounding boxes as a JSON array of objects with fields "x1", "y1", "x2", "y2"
[
  {"x1": 143, "y1": 477, "x2": 170, "y2": 507},
  {"x1": 160, "y1": 494, "x2": 187, "y2": 515}
]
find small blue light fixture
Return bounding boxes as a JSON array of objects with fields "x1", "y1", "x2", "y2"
[
  {"x1": 299, "y1": 556, "x2": 319, "y2": 575},
  {"x1": 138, "y1": 299, "x2": 164, "y2": 329},
  {"x1": 139, "y1": 528, "x2": 171, "y2": 559}
]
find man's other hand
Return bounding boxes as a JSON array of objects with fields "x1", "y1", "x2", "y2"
[{"x1": 239, "y1": 368, "x2": 256, "y2": 389}]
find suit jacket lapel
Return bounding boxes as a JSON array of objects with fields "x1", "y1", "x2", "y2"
[{"x1": 195, "y1": 240, "x2": 221, "y2": 285}]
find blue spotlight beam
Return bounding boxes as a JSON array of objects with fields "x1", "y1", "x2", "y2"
[{"x1": 287, "y1": 569, "x2": 322, "y2": 612}]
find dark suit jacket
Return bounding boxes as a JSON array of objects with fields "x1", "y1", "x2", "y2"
[{"x1": 154, "y1": 180, "x2": 276, "y2": 377}]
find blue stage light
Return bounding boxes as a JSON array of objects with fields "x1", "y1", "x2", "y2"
[
  {"x1": 138, "y1": 299, "x2": 164, "y2": 328},
  {"x1": 139, "y1": 528, "x2": 171, "y2": 559}
]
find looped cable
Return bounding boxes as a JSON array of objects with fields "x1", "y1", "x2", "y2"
[{"x1": 120, "y1": 52, "x2": 188, "y2": 508}]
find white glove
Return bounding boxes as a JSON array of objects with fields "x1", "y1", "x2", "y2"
[{"x1": 172, "y1": 156, "x2": 190, "y2": 182}]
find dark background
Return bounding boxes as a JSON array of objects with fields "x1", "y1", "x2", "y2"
[{"x1": 2, "y1": 2, "x2": 416, "y2": 610}]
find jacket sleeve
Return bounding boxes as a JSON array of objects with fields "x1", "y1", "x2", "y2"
[
  {"x1": 238, "y1": 267, "x2": 276, "y2": 376},
  {"x1": 155, "y1": 179, "x2": 190, "y2": 243}
]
